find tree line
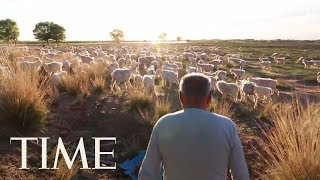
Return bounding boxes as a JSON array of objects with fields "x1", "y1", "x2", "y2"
[{"x1": 0, "y1": 19, "x2": 183, "y2": 43}]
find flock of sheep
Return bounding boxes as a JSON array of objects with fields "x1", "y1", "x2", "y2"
[{"x1": 0, "y1": 44, "x2": 319, "y2": 109}]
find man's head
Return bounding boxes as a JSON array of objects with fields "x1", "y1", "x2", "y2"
[{"x1": 179, "y1": 73, "x2": 212, "y2": 109}]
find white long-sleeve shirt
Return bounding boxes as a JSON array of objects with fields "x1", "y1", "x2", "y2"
[{"x1": 138, "y1": 108, "x2": 249, "y2": 180}]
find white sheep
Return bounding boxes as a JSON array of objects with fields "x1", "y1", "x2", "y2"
[
  {"x1": 108, "y1": 62, "x2": 120, "y2": 74},
  {"x1": 110, "y1": 67, "x2": 135, "y2": 92},
  {"x1": 132, "y1": 74, "x2": 143, "y2": 86},
  {"x1": 259, "y1": 61, "x2": 271, "y2": 70},
  {"x1": 215, "y1": 70, "x2": 227, "y2": 81},
  {"x1": 156, "y1": 69, "x2": 179, "y2": 88},
  {"x1": 18, "y1": 59, "x2": 42, "y2": 71},
  {"x1": 186, "y1": 66, "x2": 197, "y2": 73},
  {"x1": 317, "y1": 72, "x2": 320, "y2": 83},
  {"x1": 43, "y1": 61, "x2": 63, "y2": 74},
  {"x1": 208, "y1": 75, "x2": 218, "y2": 90},
  {"x1": 49, "y1": 71, "x2": 67, "y2": 87},
  {"x1": 250, "y1": 77, "x2": 278, "y2": 94},
  {"x1": 174, "y1": 61, "x2": 183, "y2": 69},
  {"x1": 162, "y1": 62, "x2": 179, "y2": 72},
  {"x1": 143, "y1": 75, "x2": 155, "y2": 92},
  {"x1": 151, "y1": 61, "x2": 158, "y2": 69},
  {"x1": 209, "y1": 60, "x2": 223, "y2": 67},
  {"x1": 237, "y1": 79, "x2": 255, "y2": 102},
  {"x1": 62, "y1": 60, "x2": 71, "y2": 73},
  {"x1": 253, "y1": 84, "x2": 273, "y2": 108},
  {"x1": 200, "y1": 53, "x2": 208, "y2": 61},
  {"x1": 197, "y1": 63, "x2": 214, "y2": 73},
  {"x1": 274, "y1": 57, "x2": 286, "y2": 64},
  {"x1": 216, "y1": 80, "x2": 239, "y2": 101},
  {"x1": 147, "y1": 65, "x2": 156, "y2": 75},
  {"x1": 188, "y1": 57, "x2": 197, "y2": 65},
  {"x1": 230, "y1": 68, "x2": 245, "y2": 79},
  {"x1": 78, "y1": 55, "x2": 94, "y2": 64}
]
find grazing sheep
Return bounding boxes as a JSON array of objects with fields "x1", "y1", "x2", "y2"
[
  {"x1": 49, "y1": 71, "x2": 67, "y2": 87},
  {"x1": 18, "y1": 59, "x2": 43, "y2": 71},
  {"x1": 118, "y1": 58, "x2": 126, "y2": 67},
  {"x1": 108, "y1": 62, "x2": 120, "y2": 74},
  {"x1": 188, "y1": 57, "x2": 197, "y2": 65},
  {"x1": 162, "y1": 62, "x2": 179, "y2": 72},
  {"x1": 151, "y1": 61, "x2": 158, "y2": 70},
  {"x1": 78, "y1": 55, "x2": 94, "y2": 64},
  {"x1": 197, "y1": 63, "x2": 214, "y2": 73},
  {"x1": 147, "y1": 65, "x2": 156, "y2": 75},
  {"x1": 209, "y1": 60, "x2": 223, "y2": 67},
  {"x1": 274, "y1": 57, "x2": 286, "y2": 64},
  {"x1": 186, "y1": 66, "x2": 197, "y2": 73},
  {"x1": 297, "y1": 58, "x2": 316, "y2": 69},
  {"x1": 174, "y1": 61, "x2": 183, "y2": 69},
  {"x1": 208, "y1": 75, "x2": 218, "y2": 90},
  {"x1": 156, "y1": 69, "x2": 179, "y2": 88},
  {"x1": 200, "y1": 53, "x2": 208, "y2": 61},
  {"x1": 197, "y1": 59, "x2": 205, "y2": 64},
  {"x1": 132, "y1": 74, "x2": 143, "y2": 85},
  {"x1": 215, "y1": 70, "x2": 227, "y2": 81},
  {"x1": 43, "y1": 61, "x2": 63, "y2": 74},
  {"x1": 317, "y1": 72, "x2": 320, "y2": 83},
  {"x1": 259, "y1": 61, "x2": 271, "y2": 70},
  {"x1": 111, "y1": 67, "x2": 135, "y2": 92},
  {"x1": 62, "y1": 60, "x2": 71, "y2": 73},
  {"x1": 216, "y1": 80, "x2": 239, "y2": 101},
  {"x1": 250, "y1": 77, "x2": 278, "y2": 94},
  {"x1": 237, "y1": 80, "x2": 255, "y2": 102},
  {"x1": 143, "y1": 75, "x2": 155, "y2": 92},
  {"x1": 230, "y1": 68, "x2": 245, "y2": 79},
  {"x1": 253, "y1": 85, "x2": 273, "y2": 108}
]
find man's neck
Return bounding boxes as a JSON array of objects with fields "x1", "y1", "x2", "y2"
[{"x1": 183, "y1": 105, "x2": 208, "y2": 111}]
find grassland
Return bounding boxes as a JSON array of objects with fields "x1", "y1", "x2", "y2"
[{"x1": 0, "y1": 40, "x2": 319, "y2": 179}]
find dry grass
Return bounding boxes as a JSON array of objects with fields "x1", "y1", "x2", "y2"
[
  {"x1": 209, "y1": 97, "x2": 234, "y2": 117},
  {"x1": 154, "y1": 98, "x2": 171, "y2": 120},
  {"x1": 62, "y1": 73, "x2": 90, "y2": 97},
  {"x1": 127, "y1": 86, "x2": 153, "y2": 111},
  {"x1": 92, "y1": 76, "x2": 105, "y2": 94},
  {"x1": 55, "y1": 160, "x2": 79, "y2": 180},
  {"x1": 0, "y1": 70, "x2": 49, "y2": 129},
  {"x1": 260, "y1": 101, "x2": 320, "y2": 179}
]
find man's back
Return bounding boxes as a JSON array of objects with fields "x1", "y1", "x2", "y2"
[{"x1": 139, "y1": 108, "x2": 249, "y2": 180}]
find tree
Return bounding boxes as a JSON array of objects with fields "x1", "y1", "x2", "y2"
[
  {"x1": 110, "y1": 29, "x2": 124, "y2": 44},
  {"x1": 177, "y1": 36, "x2": 182, "y2": 41},
  {"x1": 158, "y1": 32, "x2": 167, "y2": 41},
  {"x1": 0, "y1": 19, "x2": 19, "y2": 43},
  {"x1": 33, "y1": 22, "x2": 66, "y2": 43}
]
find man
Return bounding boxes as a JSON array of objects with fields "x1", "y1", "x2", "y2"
[{"x1": 138, "y1": 73, "x2": 249, "y2": 180}]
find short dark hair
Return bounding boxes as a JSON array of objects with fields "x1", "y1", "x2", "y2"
[{"x1": 179, "y1": 73, "x2": 211, "y2": 99}]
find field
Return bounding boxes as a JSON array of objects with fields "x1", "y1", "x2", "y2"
[{"x1": 0, "y1": 40, "x2": 320, "y2": 179}]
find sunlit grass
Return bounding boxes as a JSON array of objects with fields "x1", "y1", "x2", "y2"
[{"x1": 260, "y1": 101, "x2": 320, "y2": 179}]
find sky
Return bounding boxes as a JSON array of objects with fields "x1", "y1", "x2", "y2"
[{"x1": 1, "y1": 0, "x2": 320, "y2": 41}]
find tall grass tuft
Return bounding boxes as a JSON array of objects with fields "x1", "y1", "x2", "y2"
[
  {"x1": 62, "y1": 73, "x2": 90, "y2": 97},
  {"x1": 55, "y1": 160, "x2": 79, "y2": 180},
  {"x1": 209, "y1": 97, "x2": 234, "y2": 117},
  {"x1": 92, "y1": 76, "x2": 105, "y2": 94},
  {"x1": 127, "y1": 86, "x2": 153, "y2": 111},
  {"x1": 154, "y1": 99, "x2": 171, "y2": 120},
  {"x1": 0, "y1": 70, "x2": 49, "y2": 129},
  {"x1": 261, "y1": 101, "x2": 320, "y2": 179}
]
